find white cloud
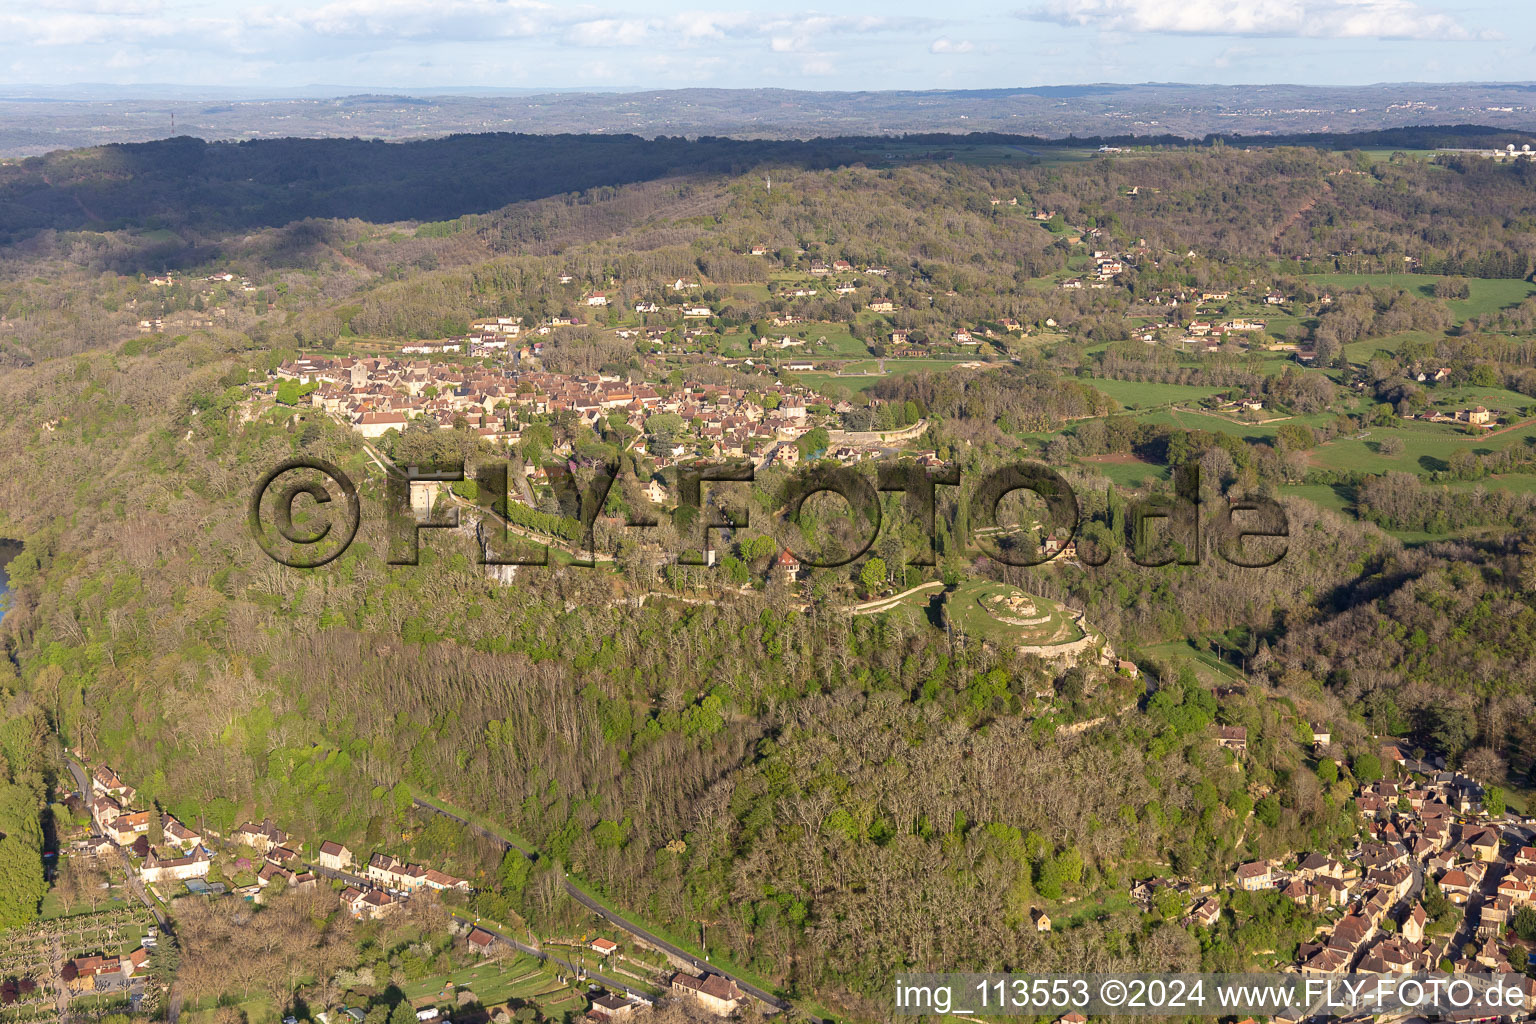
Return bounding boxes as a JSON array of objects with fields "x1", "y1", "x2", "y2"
[
  {"x1": 1209, "y1": 43, "x2": 1256, "y2": 67},
  {"x1": 930, "y1": 37, "x2": 975, "y2": 53},
  {"x1": 0, "y1": 1, "x2": 945, "y2": 74},
  {"x1": 277, "y1": 0, "x2": 582, "y2": 42},
  {"x1": 1019, "y1": 0, "x2": 1482, "y2": 40},
  {"x1": 36, "y1": 0, "x2": 164, "y2": 11},
  {"x1": 565, "y1": 18, "x2": 653, "y2": 47}
]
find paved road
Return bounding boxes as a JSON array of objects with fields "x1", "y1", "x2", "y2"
[
  {"x1": 311, "y1": 862, "x2": 373, "y2": 890},
  {"x1": 411, "y1": 796, "x2": 820, "y2": 1021},
  {"x1": 67, "y1": 756, "x2": 171, "y2": 934},
  {"x1": 63, "y1": 755, "x2": 88, "y2": 801}
]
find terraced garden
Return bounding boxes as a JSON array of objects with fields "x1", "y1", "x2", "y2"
[{"x1": 401, "y1": 954, "x2": 586, "y2": 1017}]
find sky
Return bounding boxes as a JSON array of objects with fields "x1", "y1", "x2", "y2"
[{"x1": 0, "y1": 0, "x2": 1529, "y2": 92}]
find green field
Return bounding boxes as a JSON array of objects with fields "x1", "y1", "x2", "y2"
[
  {"x1": 182, "y1": 996, "x2": 277, "y2": 1024},
  {"x1": 788, "y1": 356, "x2": 970, "y2": 393},
  {"x1": 1342, "y1": 329, "x2": 1437, "y2": 365},
  {"x1": 1137, "y1": 408, "x2": 1285, "y2": 442},
  {"x1": 1089, "y1": 378, "x2": 1227, "y2": 409},
  {"x1": 1306, "y1": 419, "x2": 1536, "y2": 474},
  {"x1": 1301, "y1": 272, "x2": 1536, "y2": 323},
  {"x1": 1281, "y1": 483, "x2": 1355, "y2": 516},
  {"x1": 1426, "y1": 384, "x2": 1533, "y2": 416},
  {"x1": 1082, "y1": 456, "x2": 1170, "y2": 489},
  {"x1": 1443, "y1": 472, "x2": 1536, "y2": 496},
  {"x1": 943, "y1": 580, "x2": 1084, "y2": 647},
  {"x1": 1145, "y1": 639, "x2": 1247, "y2": 689},
  {"x1": 401, "y1": 955, "x2": 580, "y2": 1012}
]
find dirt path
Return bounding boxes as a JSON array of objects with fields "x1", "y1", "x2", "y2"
[
  {"x1": 50, "y1": 932, "x2": 67, "y2": 1019},
  {"x1": 849, "y1": 579, "x2": 943, "y2": 615},
  {"x1": 1475, "y1": 415, "x2": 1536, "y2": 439}
]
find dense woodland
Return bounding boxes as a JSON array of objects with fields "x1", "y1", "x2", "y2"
[{"x1": 3, "y1": 133, "x2": 1536, "y2": 1019}]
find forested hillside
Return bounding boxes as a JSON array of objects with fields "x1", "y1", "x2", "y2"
[{"x1": 5, "y1": 135, "x2": 1536, "y2": 1020}]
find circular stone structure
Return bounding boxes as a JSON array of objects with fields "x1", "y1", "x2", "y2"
[{"x1": 942, "y1": 580, "x2": 1092, "y2": 656}]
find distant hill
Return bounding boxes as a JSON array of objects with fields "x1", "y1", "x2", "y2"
[
  {"x1": 4, "y1": 126, "x2": 1536, "y2": 246},
  {"x1": 3, "y1": 82, "x2": 1536, "y2": 157}
]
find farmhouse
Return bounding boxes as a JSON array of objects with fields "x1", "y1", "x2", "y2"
[
  {"x1": 670, "y1": 973, "x2": 745, "y2": 1016},
  {"x1": 1213, "y1": 725, "x2": 1248, "y2": 751},
  {"x1": 1460, "y1": 406, "x2": 1493, "y2": 426},
  {"x1": 341, "y1": 886, "x2": 399, "y2": 920},
  {"x1": 109, "y1": 810, "x2": 152, "y2": 846},
  {"x1": 163, "y1": 816, "x2": 201, "y2": 849},
  {"x1": 233, "y1": 821, "x2": 289, "y2": 855},
  {"x1": 1187, "y1": 897, "x2": 1220, "y2": 927},
  {"x1": 318, "y1": 840, "x2": 353, "y2": 871},
  {"x1": 590, "y1": 994, "x2": 638, "y2": 1019},
  {"x1": 140, "y1": 846, "x2": 212, "y2": 885},
  {"x1": 1236, "y1": 861, "x2": 1273, "y2": 891}
]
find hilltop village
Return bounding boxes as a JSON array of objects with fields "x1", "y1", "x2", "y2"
[{"x1": 272, "y1": 355, "x2": 850, "y2": 472}]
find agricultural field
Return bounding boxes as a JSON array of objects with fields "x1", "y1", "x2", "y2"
[
  {"x1": 1081, "y1": 454, "x2": 1170, "y2": 489},
  {"x1": 1280, "y1": 483, "x2": 1355, "y2": 516},
  {"x1": 1136, "y1": 408, "x2": 1286, "y2": 443},
  {"x1": 0, "y1": 904, "x2": 157, "y2": 1024},
  {"x1": 1424, "y1": 383, "x2": 1534, "y2": 416},
  {"x1": 1300, "y1": 272, "x2": 1536, "y2": 323},
  {"x1": 1089, "y1": 378, "x2": 1227, "y2": 409},
  {"x1": 181, "y1": 997, "x2": 277, "y2": 1024},
  {"x1": 786, "y1": 357, "x2": 963, "y2": 393},
  {"x1": 1144, "y1": 639, "x2": 1248, "y2": 689},
  {"x1": 400, "y1": 954, "x2": 587, "y2": 1018},
  {"x1": 1305, "y1": 418, "x2": 1536, "y2": 475},
  {"x1": 537, "y1": 941, "x2": 662, "y2": 989},
  {"x1": 1341, "y1": 329, "x2": 1437, "y2": 365}
]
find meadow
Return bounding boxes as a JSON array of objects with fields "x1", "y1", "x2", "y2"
[
  {"x1": 1144, "y1": 639, "x2": 1247, "y2": 689},
  {"x1": 1305, "y1": 419, "x2": 1536, "y2": 474},
  {"x1": 1089, "y1": 378, "x2": 1227, "y2": 409},
  {"x1": 1301, "y1": 272, "x2": 1536, "y2": 323}
]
